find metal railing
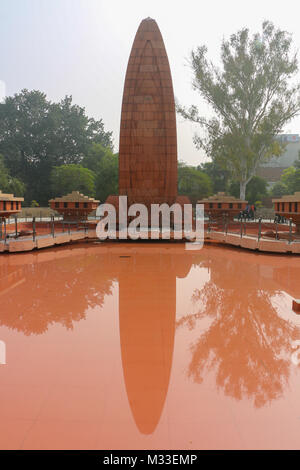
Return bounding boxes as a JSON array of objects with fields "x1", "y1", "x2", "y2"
[
  {"x1": 0, "y1": 216, "x2": 92, "y2": 243},
  {"x1": 206, "y1": 213, "x2": 299, "y2": 244}
]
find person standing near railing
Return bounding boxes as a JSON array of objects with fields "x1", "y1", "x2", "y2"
[{"x1": 250, "y1": 204, "x2": 256, "y2": 220}]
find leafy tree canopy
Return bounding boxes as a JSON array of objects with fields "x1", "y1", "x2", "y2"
[
  {"x1": 280, "y1": 166, "x2": 300, "y2": 193},
  {"x1": 198, "y1": 160, "x2": 230, "y2": 193},
  {"x1": 81, "y1": 142, "x2": 119, "y2": 202},
  {"x1": 178, "y1": 161, "x2": 212, "y2": 204},
  {"x1": 178, "y1": 21, "x2": 300, "y2": 199},
  {"x1": 0, "y1": 154, "x2": 26, "y2": 197},
  {"x1": 94, "y1": 151, "x2": 119, "y2": 202},
  {"x1": 229, "y1": 175, "x2": 268, "y2": 203},
  {"x1": 0, "y1": 89, "x2": 113, "y2": 205},
  {"x1": 50, "y1": 164, "x2": 96, "y2": 198},
  {"x1": 270, "y1": 181, "x2": 289, "y2": 197},
  {"x1": 82, "y1": 143, "x2": 114, "y2": 173}
]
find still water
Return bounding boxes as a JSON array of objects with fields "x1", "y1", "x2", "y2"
[{"x1": 0, "y1": 243, "x2": 300, "y2": 449}]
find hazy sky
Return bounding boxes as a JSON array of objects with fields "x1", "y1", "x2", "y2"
[{"x1": 1, "y1": 0, "x2": 300, "y2": 165}]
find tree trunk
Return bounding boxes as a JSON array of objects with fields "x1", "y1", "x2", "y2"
[{"x1": 240, "y1": 181, "x2": 247, "y2": 200}]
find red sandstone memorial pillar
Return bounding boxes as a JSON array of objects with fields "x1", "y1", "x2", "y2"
[{"x1": 107, "y1": 18, "x2": 190, "y2": 219}]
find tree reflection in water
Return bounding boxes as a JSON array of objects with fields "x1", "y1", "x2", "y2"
[
  {"x1": 0, "y1": 249, "x2": 115, "y2": 335},
  {"x1": 177, "y1": 247, "x2": 300, "y2": 408}
]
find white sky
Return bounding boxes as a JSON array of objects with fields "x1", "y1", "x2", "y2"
[{"x1": 1, "y1": 0, "x2": 300, "y2": 164}]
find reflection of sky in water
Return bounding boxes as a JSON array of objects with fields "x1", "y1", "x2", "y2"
[
  {"x1": 271, "y1": 292, "x2": 300, "y2": 328},
  {"x1": 0, "y1": 243, "x2": 300, "y2": 449}
]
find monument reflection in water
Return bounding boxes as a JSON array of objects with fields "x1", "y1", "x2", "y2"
[
  {"x1": 0, "y1": 245, "x2": 300, "y2": 448},
  {"x1": 118, "y1": 250, "x2": 192, "y2": 434}
]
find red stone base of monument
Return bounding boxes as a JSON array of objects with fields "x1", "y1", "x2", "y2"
[{"x1": 105, "y1": 195, "x2": 191, "y2": 229}]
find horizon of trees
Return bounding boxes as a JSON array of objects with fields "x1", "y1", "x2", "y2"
[
  {"x1": 0, "y1": 89, "x2": 114, "y2": 205},
  {"x1": 0, "y1": 89, "x2": 299, "y2": 209}
]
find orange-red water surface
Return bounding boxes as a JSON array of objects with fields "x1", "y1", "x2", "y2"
[{"x1": 0, "y1": 242, "x2": 300, "y2": 450}]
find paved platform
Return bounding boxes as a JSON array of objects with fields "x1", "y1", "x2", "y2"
[
  {"x1": 206, "y1": 230, "x2": 300, "y2": 253},
  {"x1": 1, "y1": 228, "x2": 300, "y2": 254},
  {"x1": 0, "y1": 229, "x2": 97, "y2": 253}
]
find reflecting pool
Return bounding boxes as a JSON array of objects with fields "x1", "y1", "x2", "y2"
[{"x1": 0, "y1": 243, "x2": 300, "y2": 449}]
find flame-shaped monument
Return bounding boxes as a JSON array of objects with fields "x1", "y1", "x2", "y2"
[{"x1": 106, "y1": 18, "x2": 190, "y2": 219}]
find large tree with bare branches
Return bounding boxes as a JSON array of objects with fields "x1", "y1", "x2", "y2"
[{"x1": 178, "y1": 21, "x2": 300, "y2": 199}]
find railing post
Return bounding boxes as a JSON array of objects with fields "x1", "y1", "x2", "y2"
[
  {"x1": 289, "y1": 218, "x2": 293, "y2": 244},
  {"x1": 68, "y1": 223, "x2": 70, "y2": 235},
  {"x1": 51, "y1": 215, "x2": 55, "y2": 238},
  {"x1": 0, "y1": 217, "x2": 2, "y2": 240},
  {"x1": 258, "y1": 217, "x2": 262, "y2": 242},
  {"x1": 275, "y1": 218, "x2": 278, "y2": 240},
  {"x1": 4, "y1": 218, "x2": 6, "y2": 241},
  {"x1": 14, "y1": 216, "x2": 18, "y2": 238},
  {"x1": 32, "y1": 217, "x2": 36, "y2": 242}
]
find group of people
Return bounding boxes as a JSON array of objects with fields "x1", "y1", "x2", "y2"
[
  {"x1": 238, "y1": 204, "x2": 256, "y2": 221},
  {"x1": 274, "y1": 214, "x2": 286, "y2": 224}
]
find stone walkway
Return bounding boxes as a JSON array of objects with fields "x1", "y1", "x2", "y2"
[
  {"x1": 206, "y1": 230, "x2": 300, "y2": 253},
  {"x1": 1, "y1": 228, "x2": 300, "y2": 254},
  {"x1": 0, "y1": 229, "x2": 97, "y2": 253}
]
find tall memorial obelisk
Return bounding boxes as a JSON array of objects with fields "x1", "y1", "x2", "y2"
[{"x1": 107, "y1": 18, "x2": 189, "y2": 215}]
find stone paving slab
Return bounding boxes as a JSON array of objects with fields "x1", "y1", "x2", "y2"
[
  {"x1": 36, "y1": 237, "x2": 55, "y2": 249},
  {"x1": 8, "y1": 240, "x2": 35, "y2": 252}
]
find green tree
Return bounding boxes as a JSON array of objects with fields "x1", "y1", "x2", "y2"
[
  {"x1": 198, "y1": 160, "x2": 230, "y2": 193},
  {"x1": 178, "y1": 162, "x2": 212, "y2": 204},
  {"x1": 94, "y1": 152, "x2": 119, "y2": 202},
  {"x1": 0, "y1": 154, "x2": 26, "y2": 197},
  {"x1": 81, "y1": 143, "x2": 119, "y2": 201},
  {"x1": 281, "y1": 166, "x2": 300, "y2": 193},
  {"x1": 0, "y1": 90, "x2": 113, "y2": 205},
  {"x1": 82, "y1": 143, "x2": 114, "y2": 173},
  {"x1": 178, "y1": 21, "x2": 300, "y2": 199},
  {"x1": 246, "y1": 176, "x2": 268, "y2": 203},
  {"x1": 50, "y1": 164, "x2": 96, "y2": 197},
  {"x1": 229, "y1": 175, "x2": 268, "y2": 203},
  {"x1": 270, "y1": 181, "x2": 289, "y2": 197}
]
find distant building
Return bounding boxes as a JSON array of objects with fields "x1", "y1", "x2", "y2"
[
  {"x1": 49, "y1": 191, "x2": 99, "y2": 221},
  {"x1": 197, "y1": 192, "x2": 247, "y2": 221},
  {"x1": 272, "y1": 191, "x2": 300, "y2": 234},
  {"x1": 258, "y1": 134, "x2": 300, "y2": 186},
  {"x1": 0, "y1": 190, "x2": 23, "y2": 218}
]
